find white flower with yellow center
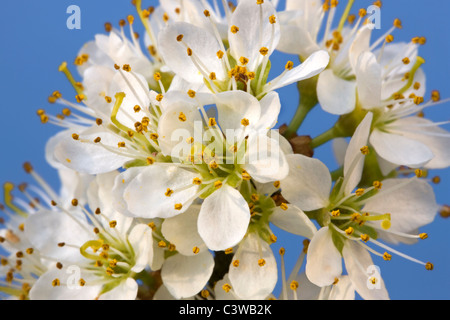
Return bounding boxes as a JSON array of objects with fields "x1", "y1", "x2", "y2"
[
  {"x1": 111, "y1": 89, "x2": 290, "y2": 251},
  {"x1": 157, "y1": 0, "x2": 329, "y2": 98},
  {"x1": 278, "y1": 113, "x2": 439, "y2": 299},
  {"x1": 277, "y1": 0, "x2": 423, "y2": 115},
  {"x1": 202, "y1": 175, "x2": 317, "y2": 300},
  {"x1": 353, "y1": 54, "x2": 450, "y2": 172},
  {"x1": 157, "y1": 204, "x2": 215, "y2": 299},
  {"x1": 0, "y1": 163, "x2": 93, "y2": 300},
  {"x1": 19, "y1": 171, "x2": 154, "y2": 300}
]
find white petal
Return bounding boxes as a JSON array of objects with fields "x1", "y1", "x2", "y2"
[
  {"x1": 305, "y1": 227, "x2": 342, "y2": 287},
  {"x1": 389, "y1": 116, "x2": 450, "y2": 169},
  {"x1": 46, "y1": 130, "x2": 74, "y2": 170},
  {"x1": 98, "y1": 278, "x2": 138, "y2": 300},
  {"x1": 244, "y1": 134, "x2": 289, "y2": 183},
  {"x1": 58, "y1": 168, "x2": 94, "y2": 207},
  {"x1": 348, "y1": 25, "x2": 372, "y2": 72},
  {"x1": 256, "y1": 91, "x2": 281, "y2": 132},
  {"x1": 82, "y1": 65, "x2": 116, "y2": 116},
  {"x1": 150, "y1": 240, "x2": 166, "y2": 271},
  {"x1": 214, "y1": 91, "x2": 261, "y2": 132},
  {"x1": 153, "y1": 284, "x2": 177, "y2": 300},
  {"x1": 332, "y1": 138, "x2": 349, "y2": 167},
  {"x1": 229, "y1": 0, "x2": 280, "y2": 71},
  {"x1": 293, "y1": 272, "x2": 321, "y2": 300},
  {"x1": 269, "y1": 50, "x2": 330, "y2": 91},
  {"x1": 161, "y1": 205, "x2": 207, "y2": 256},
  {"x1": 123, "y1": 165, "x2": 200, "y2": 219},
  {"x1": 87, "y1": 171, "x2": 133, "y2": 233},
  {"x1": 108, "y1": 71, "x2": 152, "y2": 129},
  {"x1": 29, "y1": 268, "x2": 102, "y2": 300},
  {"x1": 277, "y1": 23, "x2": 320, "y2": 58},
  {"x1": 270, "y1": 205, "x2": 317, "y2": 239},
  {"x1": 53, "y1": 128, "x2": 132, "y2": 174},
  {"x1": 281, "y1": 154, "x2": 331, "y2": 211},
  {"x1": 355, "y1": 51, "x2": 382, "y2": 108},
  {"x1": 342, "y1": 241, "x2": 389, "y2": 300},
  {"x1": 198, "y1": 185, "x2": 250, "y2": 251},
  {"x1": 158, "y1": 22, "x2": 224, "y2": 84},
  {"x1": 343, "y1": 112, "x2": 373, "y2": 195},
  {"x1": 24, "y1": 209, "x2": 91, "y2": 264},
  {"x1": 161, "y1": 251, "x2": 214, "y2": 299},
  {"x1": 370, "y1": 129, "x2": 434, "y2": 168},
  {"x1": 111, "y1": 167, "x2": 143, "y2": 217},
  {"x1": 128, "y1": 224, "x2": 154, "y2": 273},
  {"x1": 228, "y1": 233, "x2": 277, "y2": 300},
  {"x1": 157, "y1": 98, "x2": 202, "y2": 157},
  {"x1": 317, "y1": 69, "x2": 356, "y2": 115},
  {"x1": 362, "y1": 178, "x2": 438, "y2": 244},
  {"x1": 214, "y1": 275, "x2": 240, "y2": 300},
  {"x1": 328, "y1": 276, "x2": 355, "y2": 300}
]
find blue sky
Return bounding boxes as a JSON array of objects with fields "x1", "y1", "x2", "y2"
[{"x1": 0, "y1": 0, "x2": 449, "y2": 300}]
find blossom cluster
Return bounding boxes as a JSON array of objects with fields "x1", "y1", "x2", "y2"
[{"x1": 1, "y1": 0, "x2": 448, "y2": 300}]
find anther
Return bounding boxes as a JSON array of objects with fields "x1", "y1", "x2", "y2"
[
  {"x1": 178, "y1": 112, "x2": 187, "y2": 122},
  {"x1": 52, "y1": 279, "x2": 61, "y2": 287},
  {"x1": 383, "y1": 252, "x2": 392, "y2": 261},
  {"x1": 415, "y1": 169, "x2": 424, "y2": 178},
  {"x1": 385, "y1": 34, "x2": 394, "y2": 43},
  {"x1": 373, "y1": 181, "x2": 382, "y2": 190},
  {"x1": 345, "y1": 227, "x2": 354, "y2": 236},
  {"x1": 290, "y1": 281, "x2": 299, "y2": 291},
  {"x1": 259, "y1": 47, "x2": 269, "y2": 56},
  {"x1": 285, "y1": 61, "x2": 294, "y2": 70},
  {"x1": 360, "y1": 146, "x2": 370, "y2": 155},
  {"x1": 331, "y1": 209, "x2": 340, "y2": 217},
  {"x1": 425, "y1": 262, "x2": 434, "y2": 271},
  {"x1": 104, "y1": 22, "x2": 113, "y2": 33},
  {"x1": 201, "y1": 290, "x2": 210, "y2": 299},
  {"x1": 241, "y1": 118, "x2": 250, "y2": 126},
  {"x1": 431, "y1": 90, "x2": 441, "y2": 102},
  {"x1": 373, "y1": 1, "x2": 382, "y2": 8},
  {"x1": 208, "y1": 118, "x2": 217, "y2": 126},
  {"x1": 75, "y1": 94, "x2": 85, "y2": 103},
  {"x1": 222, "y1": 283, "x2": 232, "y2": 293},
  {"x1": 419, "y1": 233, "x2": 428, "y2": 240},
  {"x1": 239, "y1": 57, "x2": 249, "y2": 66},
  {"x1": 230, "y1": 25, "x2": 239, "y2": 34}
]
